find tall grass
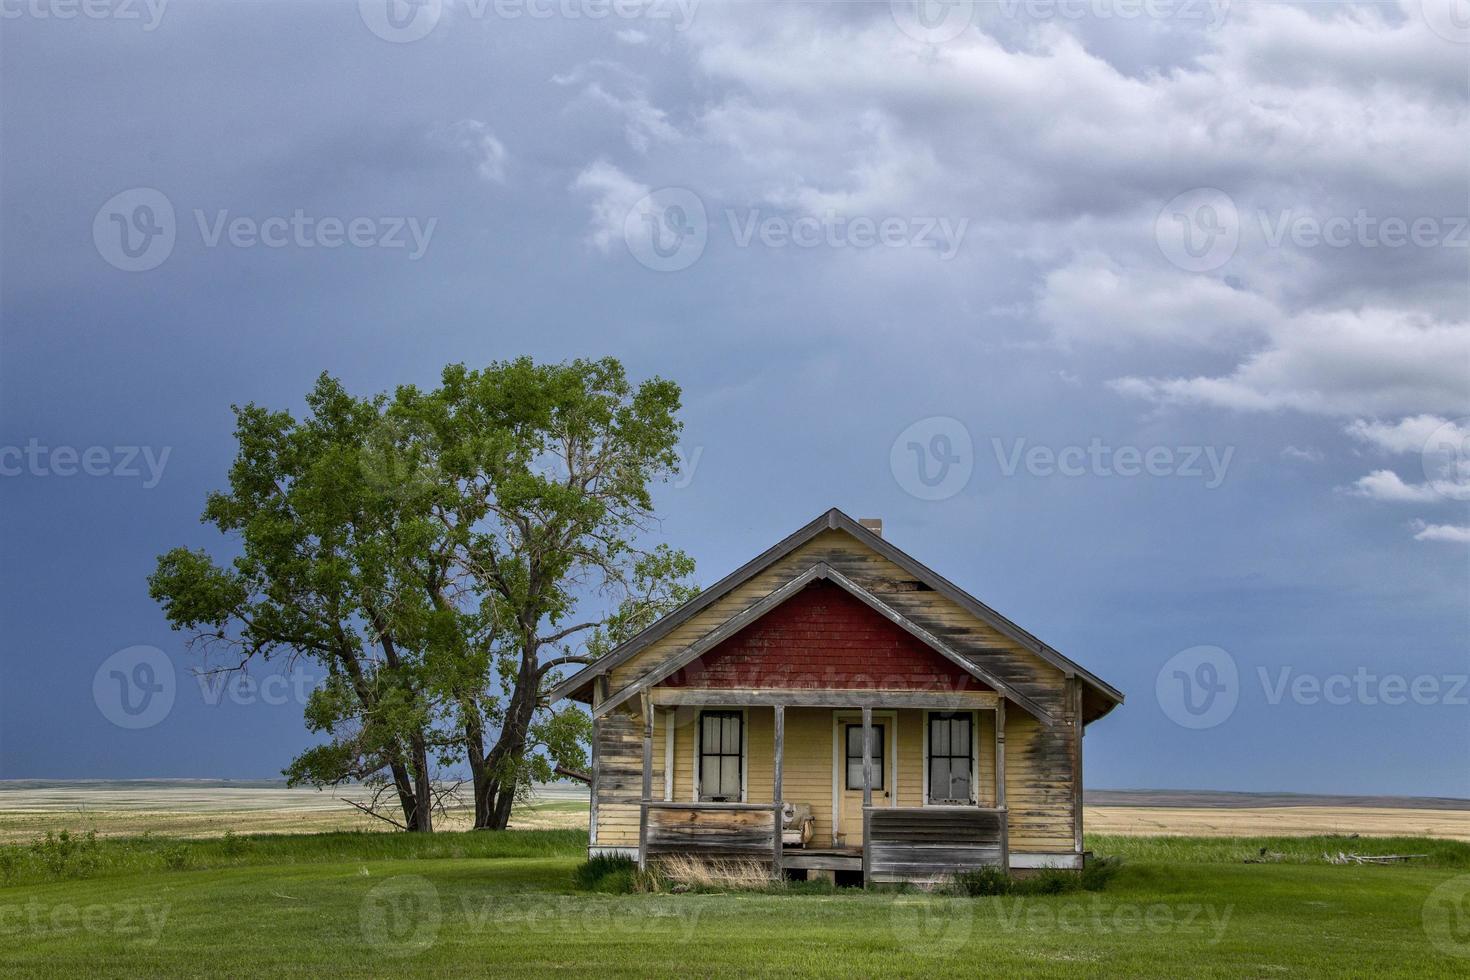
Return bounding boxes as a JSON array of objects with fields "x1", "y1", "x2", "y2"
[
  {"x1": 0, "y1": 828, "x2": 588, "y2": 887},
  {"x1": 1087, "y1": 833, "x2": 1470, "y2": 869}
]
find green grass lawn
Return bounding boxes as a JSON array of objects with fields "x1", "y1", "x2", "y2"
[{"x1": 2, "y1": 828, "x2": 1468, "y2": 978}]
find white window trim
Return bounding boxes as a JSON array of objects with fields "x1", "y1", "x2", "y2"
[
  {"x1": 922, "y1": 709, "x2": 980, "y2": 806},
  {"x1": 691, "y1": 707, "x2": 748, "y2": 803}
]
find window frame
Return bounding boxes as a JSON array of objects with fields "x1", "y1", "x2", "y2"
[
  {"x1": 924, "y1": 710, "x2": 977, "y2": 805},
  {"x1": 843, "y1": 722, "x2": 887, "y2": 791},
  {"x1": 695, "y1": 709, "x2": 746, "y2": 803}
]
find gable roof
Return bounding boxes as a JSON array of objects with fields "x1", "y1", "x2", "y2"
[
  {"x1": 547, "y1": 507, "x2": 1125, "y2": 722},
  {"x1": 593, "y1": 561, "x2": 1054, "y2": 723}
]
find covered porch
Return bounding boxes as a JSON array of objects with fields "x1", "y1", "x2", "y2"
[{"x1": 628, "y1": 688, "x2": 1013, "y2": 882}]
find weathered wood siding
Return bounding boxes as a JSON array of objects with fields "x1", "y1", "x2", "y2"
[
  {"x1": 600, "y1": 530, "x2": 1079, "y2": 854},
  {"x1": 644, "y1": 803, "x2": 776, "y2": 858},
  {"x1": 592, "y1": 706, "x2": 670, "y2": 847},
  {"x1": 865, "y1": 807, "x2": 1006, "y2": 880}
]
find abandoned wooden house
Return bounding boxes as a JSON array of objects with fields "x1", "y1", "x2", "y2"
[{"x1": 547, "y1": 509, "x2": 1123, "y2": 883}]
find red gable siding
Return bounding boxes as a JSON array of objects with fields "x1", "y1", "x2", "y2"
[{"x1": 661, "y1": 580, "x2": 985, "y2": 692}]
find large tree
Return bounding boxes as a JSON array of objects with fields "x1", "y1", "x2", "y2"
[
  {"x1": 380, "y1": 358, "x2": 696, "y2": 829},
  {"x1": 149, "y1": 358, "x2": 695, "y2": 831}
]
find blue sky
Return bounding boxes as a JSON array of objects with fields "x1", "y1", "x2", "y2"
[{"x1": 0, "y1": 1, "x2": 1466, "y2": 797}]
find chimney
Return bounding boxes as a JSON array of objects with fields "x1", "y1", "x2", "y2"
[{"x1": 858, "y1": 517, "x2": 883, "y2": 538}]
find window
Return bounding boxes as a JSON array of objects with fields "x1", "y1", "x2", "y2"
[
  {"x1": 698, "y1": 711, "x2": 743, "y2": 801},
  {"x1": 844, "y1": 723, "x2": 886, "y2": 790},
  {"x1": 927, "y1": 712, "x2": 973, "y2": 804}
]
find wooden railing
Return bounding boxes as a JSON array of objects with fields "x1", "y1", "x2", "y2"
[
  {"x1": 641, "y1": 802, "x2": 780, "y2": 862},
  {"x1": 863, "y1": 806, "x2": 1008, "y2": 881}
]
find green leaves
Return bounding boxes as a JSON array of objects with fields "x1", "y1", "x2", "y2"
[{"x1": 150, "y1": 356, "x2": 696, "y2": 828}]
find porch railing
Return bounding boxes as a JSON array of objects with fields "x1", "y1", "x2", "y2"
[
  {"x1": 640, "y1": 801, "x2": 780, "y2": 863},
  {"x1": 862, "y1": 806, "x2": 1008, "y2": 881}
]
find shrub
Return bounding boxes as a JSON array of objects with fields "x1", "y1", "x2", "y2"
[
  {"x1": 1079, "y1": 856, "x2": 1121, "y2": 891},
  {"x1": 951, "y1": 866, "x2": 1012, "y2": 896},
  {"x1": 220, "y1": 831, "x2": 251, "y2": 858},
  {"x1": 951, "y1": 858, "x2": 1120, "y2": 898},
  {"x1": 0, "y1": 844, "x2": 22, "y2": 883},
  {"x1": 31, "y1": 830, "x2": 101, "y2": 879},
  {"x1": 572, "y1": 854, "x2": 639, "y2": 893},
  {"x1": 161, "y1": 843, "x2": 193, "y2": 871}
]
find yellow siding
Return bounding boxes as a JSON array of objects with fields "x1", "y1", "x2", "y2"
[
  {"x1": 1004, "y1": 709, "x2": 1077, "y2": 852},
  {"x1": 604, "y1": 703, "x2": 1014, "y2": 849}
]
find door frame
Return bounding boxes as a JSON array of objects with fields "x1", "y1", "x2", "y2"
[{"x1": 830, "y1": 709, "x2": 898, "y2": 845}]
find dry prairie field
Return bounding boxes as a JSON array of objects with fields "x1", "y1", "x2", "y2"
[{"x1": 1, "y1": 781, "x2": 1465, "y2": 843}]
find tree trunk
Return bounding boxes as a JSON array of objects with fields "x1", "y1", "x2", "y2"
[
  {"x1": 406, "y1": 732, "x2": 434, "y2": 832},
  {"x1": 470, "y1": 646, "x2": 539, "y2": 830}
]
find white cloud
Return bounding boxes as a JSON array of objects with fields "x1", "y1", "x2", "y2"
[
  {"x1": 437, "y1": 119, "x2": 508, "y2": 183},
  {"x1": 1346, "y1": 415, "x2": 1470, "y2": 455},
  {"x1": 615, "y1": 29, "x2": 648, "y2": 46},
  {"x1": 1037, "y1": 253, "x2": 1277, "y2": 348},
  {"x1": 1350, "y1": 469, "x2": 1442, "y2": 502},
  {"x1": 1110, "y1": 308, "x2": 1470, "y2": 419},
  {"x1": 570, "y1": 160, "x2": 647, "y2": 252},
  {"x1": 1410, "y1": 520, "x2": 1470, "y2": 544},
  {"x1": 583, "y1": 81, "x2": 681, "y2": 153},
  {"x1": 1281, "y1": 445, "x2": 1324, "y2": 463}
]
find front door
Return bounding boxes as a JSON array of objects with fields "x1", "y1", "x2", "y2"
[{"x1": 834, "y1": 714, "x2": 892, "y2": 847}]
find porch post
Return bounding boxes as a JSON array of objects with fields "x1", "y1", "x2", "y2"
[
  {"x1": 772, "y1": 704, "x2": 784, "y2": 872},
  {"x1": 995, "y1": 698, "x2": 1006, "y2": 810},
  {"x1": 861, "y1": 706, "x2": 873, "y2": 810},
  {"x1": 638, "y1": 690, "x2": 653, "y2": 869}
]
